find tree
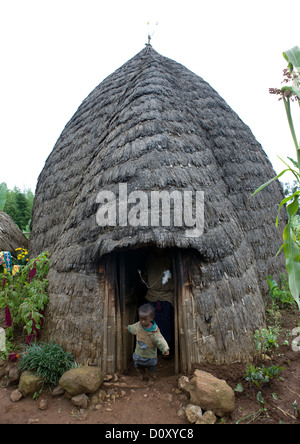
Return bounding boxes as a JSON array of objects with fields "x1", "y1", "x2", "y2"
[
  {"x1": 0, "y1": 183, "x2": 7, "y2": 211},
  {"x1": 3, "y1": 186, "x2": 34, "y2": 232}
]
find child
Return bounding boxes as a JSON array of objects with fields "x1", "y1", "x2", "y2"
[{"x1": 125, "y1": 304, "x2": 169, "y2": 381}]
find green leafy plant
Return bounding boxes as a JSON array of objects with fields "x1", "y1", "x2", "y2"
[
  {"x1": 291, "y1": 214, "x2": 300, "y2": 246},
  {"x1": 18, "y1": 342, "x2": 76, "y2": 386},
  {"x1": 254, "y1": 326, "x2": 280, "y2": 357},
  {"x1": 253, "y1": 46, "x2": 300, "y2": 311},
  {"x1": 0, "y1": 251, "x2": 49, "y2": 335},
  {"x1": 236, "y1": 391, "x2": 267, "y2": 424},
  {"x1": 267, "y1": 274, "x2": 295, "y2": 308},
  {"x1": 245, "y1": 364, "x2": 284, "y2": 390}
]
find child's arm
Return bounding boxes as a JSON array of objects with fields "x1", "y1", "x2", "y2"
[
  {"x1": 125, "y1": 322, "x2": 139, "y2": 335},
  {"x1": 154, "y1": 331, "x2": 169, "y2": 355}
]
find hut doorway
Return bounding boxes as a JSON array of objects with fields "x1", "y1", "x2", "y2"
[{"x1": 101, "y1": 247, "x2": 194, "y2": 375}]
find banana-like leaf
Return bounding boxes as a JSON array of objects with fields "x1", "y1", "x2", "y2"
[
  {"x1": 276, "y1": 190, "x2": 300, "y2": 227},
  {"x1": 0, "y1": 182, "x2": 7, "y2": 211},
  {"x1": 283, "y1": 46, "x2": 300, "y2": 101},
  {"x1": 283, "y1": 199, "x2": 300, "y2": 310},
  {"x1": 283, "y1": 46, "x2": 300, "y2": 72}
]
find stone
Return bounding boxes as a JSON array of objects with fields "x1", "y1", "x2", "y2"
[
  {"x1": 185, "y1": 369, "x2": 235, "y2": 417},
  {"x1": 8, "y1": 367, "x2": 21, "y2": 386},
  {"x1": 27, "y1": 418, "x2": 40, "y2": 424},
  {"x1": 18, "y1": 371, "x2": 44, "y2": 397},
  {"x1": 71, "y1": 393, "x2": 89, "y2": 409},
  {"x1": 59, "y1": 366, "x2": 103, "y2": 396},
  {"x1": 185, "y1": 404, "x2": 203, "y2": 423},
  {"x1": 103, "y1": 374, "x2": 113, "y2": 381},
  {"x1": 178, "y1": 375, "x2": 190, "y2": 392},
  {"x1": 51, "y1": 385, "x2": 65, "y2": 397},
  {"x1": 196, "y1": 410, "x2": 217, "y2": 424},
  {"x1": 10, "y1": 389, "x2": 23, "y2": 402},
  {"x1": 177, "y1": 407, "x2": 186, "y2": 419},
  {"x1": 38, "y1": 399, "x2": 48, "y2": 410},
  {"x1": 0, "y1": 358, "x2": 8, "y2": 379}
]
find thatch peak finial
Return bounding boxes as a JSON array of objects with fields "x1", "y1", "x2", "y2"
[{"x1": 146, "y1": 21, "x2": 158, "y2": 47}]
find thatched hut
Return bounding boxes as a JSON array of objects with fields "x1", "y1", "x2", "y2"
[
  {"x1": 0, "y1": 210, "x2": 29, "y2": 255},
  {"x1": 30, "y1": 46, "x2": 286, "y2": 374}
]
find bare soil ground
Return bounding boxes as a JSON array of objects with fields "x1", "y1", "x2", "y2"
[{"x1": 0, "y1": 308, "x2": 299, "y2": 425}]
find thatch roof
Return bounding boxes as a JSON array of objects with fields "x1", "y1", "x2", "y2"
[
  {"x1": 0, "y1": 210, "x2": 29, "y2": 255},
  {"x1": 30, "y1": 46, "x2": 286, "y2": 365},
  {"x1": 31, "y1": 46, "x2": 285, "y2": 263}
]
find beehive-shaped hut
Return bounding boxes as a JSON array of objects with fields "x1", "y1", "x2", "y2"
[
  {"x1": 0, "y1": 210, "x2": 29, "y2": 255},
  {"x1": 30, "y1": 46, "x2": 286, "y2": 373}
]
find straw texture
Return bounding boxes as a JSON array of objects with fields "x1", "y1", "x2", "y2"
[{"x1": 30, "y1": 46, "x2": 286, "y2": 367}]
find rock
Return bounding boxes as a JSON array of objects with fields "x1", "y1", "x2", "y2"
[
  {"x1": 38, "y1": 399, "x2": 48, "y2": 410},
  {"x1": 185, "y1": 369, "x2": 235, "y2": 417},
  {"x1": 196, "y1": 410, "x2": 217, "y2": 424},
  {"x1": 185, "y1": 404, "x2": 203, "y2": 423},
  {"x1": 51, "y1": 385, "x2": 65, "y2": 397},
  {"x1": 178, "y1": 375, "x2": 190, "y2": 392},
  {"x1": 104, "y1": 374, "x2": 113, "y2": 381},
  {"x1": 177, "y1": 407, "x2": 186, "y2": 419},
  {"x1": 27, "y1": 418, "x2": 40, "y2": 424},
  {"x1": 18, "y1": 371, "x2": 44, "y2": 397},
  {"x1": 161, "y1": 393, "x2": 173, "y2": 402},
  {"x1": 8, "y1": 367, "x2": 21, "y2": 386},
  {"x1": 98, "y1": 389, "x2": 106, "y2": 402},
  {"x1": 10, "y1": 389, "x2": 23, "y2": 402},
  {"x1": 59, "y1": 366, "x2": 103, "y2": 396},
  {"x1": 0, "y1": 358, "x2": 8, "y2": 379},
  {"x1": 71, "y1": 393, "x2": 89, "y2": 409}
]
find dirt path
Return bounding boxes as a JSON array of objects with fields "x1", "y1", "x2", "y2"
[
  {"x1": 1, "y1": 310, "x2": 300, "y2": 425},
  {"x1": 0, "y1": 356, "x2": 189, "y2": 425}
]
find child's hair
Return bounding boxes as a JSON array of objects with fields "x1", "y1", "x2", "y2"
[{"x1": 138, "y1": 303, "x2": 155, "y2": 318}]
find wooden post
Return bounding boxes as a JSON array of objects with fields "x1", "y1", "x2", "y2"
[
  {"x1": 119, "y1": 252, "x2": 128, "y2": 372},
  {"x1": 172, "y1": 251, "x2": 179, "y2": 374},
  {"x1": 174, "y1": 249, "x2": 188, "y2": 373},
  {"x1": 101, "y1": 260, "x2": 109, "y2": 375}
]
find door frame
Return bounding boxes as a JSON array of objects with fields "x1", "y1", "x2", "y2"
[{"x1": 101, "y1": 247, "x2": 193, "y2": 374}]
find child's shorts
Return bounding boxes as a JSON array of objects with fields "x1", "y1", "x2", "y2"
[{"x1": 133, "y1": 352, "x2": 157, "y2": 373}]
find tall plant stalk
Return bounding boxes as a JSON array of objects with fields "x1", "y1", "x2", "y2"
[{"x1": 253, "y1": 46, "x2": 300, "y2": 310}]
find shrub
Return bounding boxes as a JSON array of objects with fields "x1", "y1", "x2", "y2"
[
  {"x1": 254, "y1": 326, "x2": 280, "y2": 357},
  {"x1": 245, "y1": 364, "x2": 284, "y2": 390},
  {"x1": 0, "y1": 251, "x2": 49, "y2": 337},
  {"x1": 267, "y1": 274, "x2": 295, "y2": 309},
  {"x1": 18, "y1": 342, "x2": 76, "y2": 386}
]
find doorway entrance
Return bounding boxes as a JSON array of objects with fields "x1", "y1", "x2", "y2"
[{"x1": 100, "y1": 246, "x2": 194, "y2": 375}]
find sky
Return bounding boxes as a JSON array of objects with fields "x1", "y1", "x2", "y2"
[{"x1": 1, "y1": 0, "x2": 300, "y2": 192}]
